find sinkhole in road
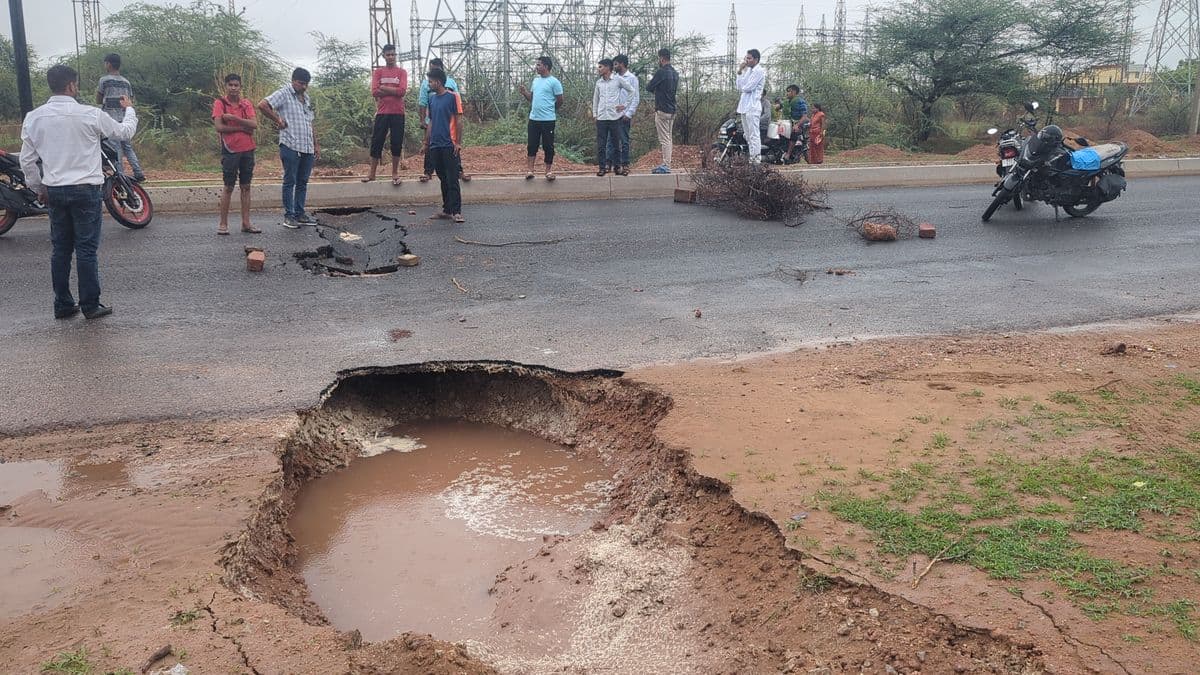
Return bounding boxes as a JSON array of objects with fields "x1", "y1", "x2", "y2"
[
  {"x1": 292, "y1": 207, "x2": 411, "y2": 276},
  {"x1": 219, "y1": 361, "x2": 1043, "y2": 672},
  {"x1": 288, "y1": 419, "x2": 613, "y2": 642}
]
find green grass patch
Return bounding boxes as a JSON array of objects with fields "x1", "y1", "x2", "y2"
[{"x1": 41, "y1": 648, "x2": 93, "y2": 674}]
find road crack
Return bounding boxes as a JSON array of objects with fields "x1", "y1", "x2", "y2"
[
  {"x1": 201, "y1": 591, "x2": 263, "y2": 675},
  {"x1": 1016, "y1": 592, "x2": 1131, "y2": 675}
]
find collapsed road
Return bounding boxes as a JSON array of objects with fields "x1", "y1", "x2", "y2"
[
  {"x1": 1, "y1": 176, "x2": 1199, "y2": 431},
  {"x1": 294, "y1": 208, "x2": 412, "y2": 276}
]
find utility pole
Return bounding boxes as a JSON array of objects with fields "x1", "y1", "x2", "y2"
[
  {"x1": 1189, "y1": 66, "x2": 1200, "y2": 133},
  {"x1": 8, "y1": 0, "x2": 34, "y2": 117},
  {"x1": 727, "y1": 3, "x2": 737, "y2": 91}
]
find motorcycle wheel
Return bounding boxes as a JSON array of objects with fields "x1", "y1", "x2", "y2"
[
  {"x1": 0, "y1": 208, "x2": 16, "y2": 236},
  {"x1": 1063, "y1": 200, "x2": 1100, "y2": 217},
  {"x1": 103, "y1": 178, "x2": 153, "y2": 228},
  {"x1": 982, "y1": 188, "x2": 1011, "y2": 222},
  {"x1": 1013, "y1": 192, "x2": 1023, "y2": 211}
]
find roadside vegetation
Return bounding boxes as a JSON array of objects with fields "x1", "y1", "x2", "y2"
[
  {"x1": 814, "y1": 375, "x2": 1200, "y2": 640},
  {"x1": 2, "y1": 0, "x2": 1197, "y2": 174}
]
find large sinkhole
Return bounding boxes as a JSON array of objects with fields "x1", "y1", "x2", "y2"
[
  {"x1": 289, "y1": 419, "x2": 613, "y2": 642},
  {"x1": 220, "y1": 361, "x2": 1044, "y2": 673}
]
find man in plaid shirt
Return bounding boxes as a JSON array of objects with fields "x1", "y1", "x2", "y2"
[{"x1": 258, "y1": 68, "x2": 319, "y2": 228}]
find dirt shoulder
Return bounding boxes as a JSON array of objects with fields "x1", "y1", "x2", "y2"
[
  {"x1": 638, "y1": 320, "x2": 1200, "y2": 673},
  {"x1": 2, "y1": 323, "x2": 1196, "y2": 673}
]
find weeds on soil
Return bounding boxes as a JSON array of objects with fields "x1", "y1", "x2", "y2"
[
  {"x1": 690, "y1": 159, "x2": 829, "y2": 226},
  {"x1": 816, "y1": 377, "x2": 1200, "y2": 639}
]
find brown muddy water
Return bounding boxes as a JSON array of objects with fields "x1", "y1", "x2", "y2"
[{"x1": 288, "y1": 420, "x2": 613, "y2": 643}]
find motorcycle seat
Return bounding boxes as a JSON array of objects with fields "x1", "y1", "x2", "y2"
[
  {"x1": 1089, "y1": 142, "x2": 1127, "y2": 162},
  {"x1": 0, "y1": 152, "x2": 19, "y2": 170}
]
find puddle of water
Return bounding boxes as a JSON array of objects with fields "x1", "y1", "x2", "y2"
[
  {"x1": 0, "y1": 460, "x2": 64, "y2": 502},
  {"x1": 0, "y1": 527, "x2": 97, "y2": 618},
  {"x1": 289, "y1": 420, "x2": 613, "y2": 642},
  {"x1": 65, "y1": 459, "x2": 129, "y2": 495}
]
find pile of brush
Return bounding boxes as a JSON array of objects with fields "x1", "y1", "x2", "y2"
[{"x1": 690, "y1": 159, "x2": 828, "y2": 227}]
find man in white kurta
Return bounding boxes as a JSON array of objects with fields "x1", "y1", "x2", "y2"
[{"x1": 735, "y1": 49, "x2": 766, "y2": 164}]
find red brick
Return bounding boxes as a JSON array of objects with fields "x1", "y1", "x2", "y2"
[
  {"x1": 246, "y1": 250, "x2": 265, "y2": 272},
  {"x1": 919, "y1": 222, "x2": 936, "y2": 239},
  {"x1": 674, "y1": 188, "x2": 697, "y2": 204}
]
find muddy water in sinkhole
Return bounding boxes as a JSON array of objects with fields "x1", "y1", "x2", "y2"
[{"x1": 288, "y1": 420, "x2": 614, "y2": 642}]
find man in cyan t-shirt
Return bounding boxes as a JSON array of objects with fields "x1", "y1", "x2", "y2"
[
  {"x1": 424, "y1": 70, "x2": 463, "y2": 222},
  {"x1": 365, "y1": 44, "x2": 408, "y2": 185},
  {"x1": 95, "y1": 53, "x2": 145, "y2": 182},
  {"x1": 517, "y1": 55, "x2": 563, "y2": 181}
]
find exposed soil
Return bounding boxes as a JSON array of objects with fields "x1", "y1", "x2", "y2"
[{"x1": 2, "y1": 324, "x2": 1198, "y2": 673}]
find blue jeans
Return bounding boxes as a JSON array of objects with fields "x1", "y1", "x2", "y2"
[
  {"x1": 115, "y1": 139, "x2": 143, "y2": 178},
  {"x1": 279, "y1": 144, "x2": 315, "y2": 219},
  {"x1": 46, "y1": 184, "x2": 104, "y2": 313},
  {"x1": 605, "y1": 117, "x2": 631, "y2": 166}
]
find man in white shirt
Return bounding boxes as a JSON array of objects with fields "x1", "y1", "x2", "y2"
[
  {"x1": 20, "y1": 64, "x2": 138, "y2": 320},
  {"x1": 592, "y1": 58, "x2": 634, "y2": 177},
  {"x1": 609, "y1": 54, "x2": 640, "y2": 176},
  {"x1": 735, "y1": 49, "x2": 766, "y2": 164}
]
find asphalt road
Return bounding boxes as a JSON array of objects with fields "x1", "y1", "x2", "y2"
[{"x1": 2, "y1": 177, "x2": 1198, "y2": 432}]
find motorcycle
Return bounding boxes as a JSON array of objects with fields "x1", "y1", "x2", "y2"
[
  {"x1": 709, "y1": 114, "x2": 808, "y2": 167},
  {"x1": 982, "y1": 102, "x2": 1128, "y2": 222},
  {"x1": 0, "y1": 138, "x2": 154, "y2": 237}
]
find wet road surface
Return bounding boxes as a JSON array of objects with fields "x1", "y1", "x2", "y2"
[{"x1": 2, "y1": 177, "x2": 1198, "y2": 430}]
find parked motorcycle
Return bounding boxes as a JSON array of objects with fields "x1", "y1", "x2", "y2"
[
  {"x1": 982, "y1": 102, "x2": 1128, "y2": 222},
  {"x1": 0, "y1": 139, "x2": 154, "y2": 236},
  {"x1": 984, "y1": 102, "x2": 1041, "y2": 212},
  {"x1": 709, "y1": 115, "x2": 807, "y2": 166}
]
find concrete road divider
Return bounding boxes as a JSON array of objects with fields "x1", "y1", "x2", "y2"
[{"x1": 149, "y1": 158, "x2": 1200, "y2": 213}]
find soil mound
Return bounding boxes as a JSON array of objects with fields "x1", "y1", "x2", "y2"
[
  {"x1": 833, "y1": 143, "x2": 911, "y2": 161},
  {"x1": 633, "y1": 145, "x2": 703, "y2": 171},
  {"x1": 1115, "y1": 129, "x2": 1173, "y2": 154},
  {"x1": 955, "y1": 143, "x2": 996, "y2": 162}
]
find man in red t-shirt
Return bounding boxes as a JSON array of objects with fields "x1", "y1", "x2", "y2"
[
  {"x1": 212, "y1": 73, "x2": 259, "y2": 234},
  {"x1": 365, "y1": 44, "x2": 408, "y2": 186}
]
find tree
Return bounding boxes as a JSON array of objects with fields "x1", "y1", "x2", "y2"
[
  {"x1": 860, "y1": 0, "x2": 1125, "y2": 142},
  {"x1": 0, "y1": 35, "x2": 46, "y2": 120},
  {"x1": 92, "y1": 1, "x2": 281, "y2": 127},
  {"x1": 311, "y1": 32, "x2": 367, "y2": 88}
]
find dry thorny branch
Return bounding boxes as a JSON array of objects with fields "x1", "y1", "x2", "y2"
[
  {"x1": 690, "y1": 159, "x2": 829, "y2": 227},
  {"x1": 843, "y1": 206, "x2": 920, "y2": 241}
]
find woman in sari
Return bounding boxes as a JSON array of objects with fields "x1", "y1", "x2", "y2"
[{"x1": 807, "y1": 103, "x2": 826, "y2": 164}]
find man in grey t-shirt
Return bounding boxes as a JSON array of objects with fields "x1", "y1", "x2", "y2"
[{"x1": 95, "y1": 53, "x2": 145, "y2": 182}]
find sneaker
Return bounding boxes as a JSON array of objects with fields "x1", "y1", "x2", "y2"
[
  {"x1": 651, "y1": 165, "x2": 671, "y2": 174},
  {"x1": 83, "y1": 304, "x2": 113, "y2": 320},
  {"x1": 54, "y1": 305, "x2": 80, "y2": 319},
  {"x1": 132, "y1": 174, "x2": 147, "y2": 183},
  {"x1": 295, "y1": 214, "x2": 317, "y2": 224},
  {"x1": 282, "y1": 217, "x2": 300, "y2": 229}
]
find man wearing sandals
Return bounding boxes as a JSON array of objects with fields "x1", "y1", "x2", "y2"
[
  {"x1": 518, "y1": 55, "x2": 563, "y2": 182},
  {"x1": 592, "y1": 58, "x2": 633, "y2": 177},
  {"x1": 363, "y1": 44, "x2": 408, "y2": 186},
  {"x1": 213, "y1": 73, "x2": 260, "y2": 235},
  {"x1": 425, "y1": 70, "x2": 464, "y2": 223}
]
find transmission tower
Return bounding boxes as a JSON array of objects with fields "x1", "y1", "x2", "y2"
[
  {"x1": 833, "y1": 0, "x2": 847, "y2": 70},
  {"x1": 369, "y1": 0, "x2": 397, "y2": 66},
  {"x1": 409, "y1": 0, "x2": 675, "y2": 116},
  {"x1": 728, "y1": 3, "x2": 738, "y2": 90},
  {"x1": 72, "y1": 0, "x2": 101, "y2": 57},
  {"x1": 795, "y1": 7, "x2": 806, "y2": 46},
  {"x1": 1130, "y1": 0, "x2": 1200, "y2": 115},
  {"x1": 228, "y1": 0, "x2": 236, "y2": 12}
]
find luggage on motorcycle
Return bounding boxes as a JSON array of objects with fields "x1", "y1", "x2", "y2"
[
  {"x1": 1070, "y1": 147, "x2": 1101, "y2": 171},
  {"x1": 1097, "y1": 172, "x2": 1127, "y2": 201},
  {"x1": 766, "y1": 122, "x2": 780, "y2": 140},
  {"x1": 777, "y1": 120, "x2": 792, "y2": 138}
]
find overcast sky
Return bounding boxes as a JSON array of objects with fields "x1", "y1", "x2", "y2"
[{"x1": 4, "y1": 0, "x2": 1164, "y2": 72}]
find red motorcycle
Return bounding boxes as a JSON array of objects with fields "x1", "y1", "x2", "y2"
[{"x1": 0, "y1": 139, "x2": 153, "y2": 236}]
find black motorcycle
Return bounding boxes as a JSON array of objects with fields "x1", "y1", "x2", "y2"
[
  {"x1": 0, "y1": 139, "x2": 154, "y2": 237},
  {"x1": 709, "y1": 115, "x2": 807, "y2": 166},
  {"x1": 982, "y1": 103, "x2": 1128, "y2": 222}
]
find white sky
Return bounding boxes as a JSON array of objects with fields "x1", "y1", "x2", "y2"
[{"x1": 4, "y1": 0, "x2": 1163, "y2": 71}]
